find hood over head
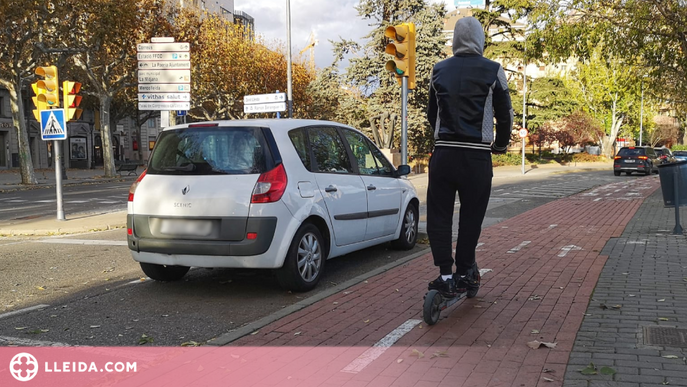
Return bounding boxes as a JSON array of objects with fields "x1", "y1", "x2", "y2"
[{"x1": 452, "y1": 17, "x2": 485, "y2": 56}]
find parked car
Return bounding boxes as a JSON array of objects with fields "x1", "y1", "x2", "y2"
[
  {"x1": 127, "y1": 119, "x2": 419, "y2": 291},
  {"x1": 672, "y1": 150, "x2": 687, "y2": 162},
  {"x1": 613, "y1": 146, "x2": 660, "y2": 176},
  {"x1": 654, "y1": 147, "x2": 676, "y2": 164}
]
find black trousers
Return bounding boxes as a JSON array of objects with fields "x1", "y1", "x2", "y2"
[{"x1": 426, "y1": 147, "x2": 492, "y2": 276}]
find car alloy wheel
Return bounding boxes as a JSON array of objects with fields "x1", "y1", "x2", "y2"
[
  {"x1": 296, "y1": 231, "x2": 322, "y2": 282},
  {"x1": 402, "y1": 208, "x2": 416, "y2": 244}
]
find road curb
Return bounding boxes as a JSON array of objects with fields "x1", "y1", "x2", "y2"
[{"x1": 206, "y1": 245, "x2": 432, "y2": 346}]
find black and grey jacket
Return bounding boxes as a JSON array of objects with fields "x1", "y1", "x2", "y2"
[{"x1": 427, "y1": 17, "x2": 513, "y2": 153}]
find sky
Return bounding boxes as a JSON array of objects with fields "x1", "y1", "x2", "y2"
[{"x1": 234, "y1": 0, "x2": 457, "y2": 69}]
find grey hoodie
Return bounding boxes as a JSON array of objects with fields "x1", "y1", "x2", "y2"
[{"x1": 427, "y1": 17, "x2": 513, "y2": 152}]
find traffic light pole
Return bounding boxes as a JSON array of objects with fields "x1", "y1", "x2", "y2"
[
  {"x1": 401, "y1": 77, "x2": 408, "y2": 165},
  {"x1": 54, "y1": 140, "x2": 65, "y2": 221}
]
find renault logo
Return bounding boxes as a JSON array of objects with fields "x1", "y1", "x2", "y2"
[{"x1": 181, "y1": 185, "x2": 190, "y2": 195}]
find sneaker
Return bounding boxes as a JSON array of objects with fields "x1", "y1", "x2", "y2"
[
  {"x1": 454, "y1": 264, "x2": 480, "y2": 293},
  {"x1": 428, "y1": 275, "x2": 457, "y2": 298}
]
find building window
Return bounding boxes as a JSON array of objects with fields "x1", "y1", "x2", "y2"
[{"x1": 147, "y1": 118, "x2": 156, "y2": 128}]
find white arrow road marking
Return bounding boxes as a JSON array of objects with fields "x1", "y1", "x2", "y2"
[
  {"x1": 507, "y1": 241, "x2": 531, "y2": 253},
  {"x1": 558, "y1": 245, "x2": 583, "y2": 257},
  {"x1": 341, "y1": 319, "x2": 421, "y2": 374}
]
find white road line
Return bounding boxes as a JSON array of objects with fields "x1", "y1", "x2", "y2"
[
  {"x1": 0, "y1": 336, "x2": 70, "y2": 347},
  {"x1": 507, "y1": 241, "x2": 531, "y2": 254},
  {"x1": 0, "y1": 304, "x2": 50, "y2": 320},
  {"x1": 341, "y1": 319, "x2": 421, "y2": 374},
  {"x1": 36, "y1": 200, "x2": 57, "y2": 203},
  {"x1": 558, "y1": 245, "x2": 583, "y2": 257},
  {"x1": 66, "y1": 200, "x2": 89, "y2": 203},
  {"x1": 37, "y1": 239, "x2": 127, "y2": 246}
]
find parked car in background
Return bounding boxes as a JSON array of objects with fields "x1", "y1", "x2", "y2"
[
  {"x1": 127, "y1": 119, "x2": 419, "y2": 291},
  {"x1": 654, "y1": 147, "x2": 676, "y2": 164},
  {"x1": 613, "y1": 146, "x2": 660, "y2": 176},
  {"x1": 672, "y1": 150, "x2": 687, "y2": 162}
]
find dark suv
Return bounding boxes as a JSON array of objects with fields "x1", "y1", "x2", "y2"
[
  {"x1": 654, "y1": 147, "x2": 675, "y2": 164},
  {"x1": 613, "y1": 146, "x2": 660, "y2": 176}
]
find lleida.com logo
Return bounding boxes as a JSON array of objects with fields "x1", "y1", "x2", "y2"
[
  {"x1": 10, "y1": 352, "x2": 39, "y2": 381},
  {"x1": 9, "y1": 352, "x2": 137, "y2": 382}
]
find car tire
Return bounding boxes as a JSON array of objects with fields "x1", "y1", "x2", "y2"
[
  {"x1": 140, "y1": 263, "x2": 190, "y2": 281},
  {"x1": 275, "y1": 223, "x2": 326, "y2": 292},
  {"x1": 391, "y1": 203, "x2": 418, "y2": 250},
  {"x1": 614, "y1": 171, "x2": 620, "y2": 176},
  {"x1": 645, "y1": 168, "x2": 651, "y2": 176}
]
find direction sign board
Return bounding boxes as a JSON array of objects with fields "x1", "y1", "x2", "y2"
[
  {"x1": 138, "y1": 69, "x2": 191, "y2": 84},
  {"x1": 138, "y1": 93, "x2": 191, "y2": 102},
  {"x1": 139, "y1": 102, "x2": 190, "y2": 111},
  {"x1": 138, "y1": 52, "x2": 191, "y2": 61},
  {"x1": 244, "y1": 102, "x2": 287, "y2": 113},
  {"x1": 138, "y1": 84, "x2": 191, "y2": 93},
  {"x1": 151, "y1": 37, "x2": 175, "y2": 43},
  {"x1": 137, "y1": 43, "x2": 190, "y2": 52},
  {"x1": 244, "y1": 93, "x2": 286, "y2": 104},
  {"x1": 40, "y1": 109, "x2": 67, "y2": 140},
  {"x1": 138, "y1": 61, "x2": 191, "y2": 70}
]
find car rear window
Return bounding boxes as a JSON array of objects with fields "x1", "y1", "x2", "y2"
[
  {"x1": 147, "y1": 127, "x2": 272, "y2": 175},
  {"x1": 618, "y1": 148, "x2": 646, "y2": 156},
  {"x1": 674, "y1": 151, "x2": 687, "y2": 156}
]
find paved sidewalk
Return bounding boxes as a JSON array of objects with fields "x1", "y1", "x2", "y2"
[{"x1": 176, "y1": 176, "x2": 681, "y2": 387}]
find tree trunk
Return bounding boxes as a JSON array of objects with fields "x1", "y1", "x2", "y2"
[
  {"x1": 6, "y1": 82, "x2": 37, "y2": 184},
  {"x1": 601, "y1": 96, "x2": 624, "y2": 158},
  {"x1": 100, "y1": 96, "x2": 116, "y2": 177}
]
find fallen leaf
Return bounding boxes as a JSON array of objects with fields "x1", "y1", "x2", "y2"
[
  {"x1": 662, "y1": 355, "x2": 679, "y2": 359},
  {"x1": 181, "y1": 341, "x2": 201, "y2": 347},
  {"x1": 333, "y1": 302, "x2": 338, "y2": 305},
  {"x1": 410, "y1": 349, "x2": 424, "y2": 359},
  {"x1": 659, "y1": 318, "x2": 670, "y2": 321},
  {"x1": 528, "y1": 295, "x2": 542, "y2": 301},
  {"x1": 294, "y1": 332, "x2": 301, "y2": 336},
  {"x1": 36, "y1": 286, "x2": 45, "y2": 291},
  {"x1": 580, "y1": 363, "x2": 597, "y2": 375},
  {"x1": 138, "y1": 334, "x2": 153, "y2": 345},
  {"x1": 90, "y1": 325, "x2": 100, "y2": 328},
  {"x1": 396, "y1": 359, "x2": 403, "y2": 363},
  {"x1": 629, "y1": 294, "x2": 636, "y2": 297},
  {"x1": 599, "y1": 304, "x2": 608, "y2": 310},
  {"x1": 250, "y1": 331, "x2": 259, "y2": 335},
  {"x1": 531, "y1": 330, "x2": 540, "y2": 334},
  {"x1": 658, "y1": 299, "x2": 666, "y2": 302},
  {"x1": 15, "y1": 327, "x2": 27, "y2": 330},
  {"x1": 543, "y1": 377, "x2": 554, "y2": 382},
  {"x1": 364, "y1": 320, "x2": 370, "y2": 323},
  {"x1": 600, "y1": 366, "x2": 616, "y2": 375},
  {"x1": 612, "y1": 305, "x2": 622, "y2": 309},
  {"x1": 430, "y1": 350, "x2": 448, "y2": 359},
  {"x1": 395, "y1": 289, "x2": 399, "y2": 292},
  {"x1": 543, "y1": 368, "x2": 554, "y2": 373}
]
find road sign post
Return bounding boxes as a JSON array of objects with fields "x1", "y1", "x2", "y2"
[
  {"x1": 39, "y1": 109, "x2": 67, "y2": 220},
  {"x1": 243, "y1": 93, "x2": 287, "y2": 114},
  {"x1": 519, "y1": 128, "x2": 528, "y2": 175}
]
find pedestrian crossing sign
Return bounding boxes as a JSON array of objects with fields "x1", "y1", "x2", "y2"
[{"x1": 40, "y1": 109, "x2": 67, "y2": 140}]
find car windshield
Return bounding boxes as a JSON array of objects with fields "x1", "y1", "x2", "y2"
[
  {"x1": 147, "y1": 127, "x2": 270, "y2": 175},
  {"x1": 674, "y1": 151, "x2": 687, "y2": 156},
  {"x1": 617, "y1": 148, "x2": 646, "y2": 156}
]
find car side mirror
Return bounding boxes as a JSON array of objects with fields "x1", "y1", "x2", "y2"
[{"x1": 396, "y1": 165, "x2": 411, "y2": 177}]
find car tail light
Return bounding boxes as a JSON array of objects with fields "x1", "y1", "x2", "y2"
[
  {"x1": 638, "y1": 156, "x2": 648, "y2": 160},
  {"x1": 614, "y1": 156, "x2": 621, "y2": 160},
  {"x1": 128, "y1": 170, "x2": 147, "y2": 202},
  {"x1": 188, "y1": 123, "x2": 219, "y2": 128},
  {"x1": 251, "y1": 164, "x2": 287, "y2": 203}
]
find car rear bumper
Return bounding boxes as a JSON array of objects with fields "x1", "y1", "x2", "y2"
[{"x1": 127, "y1": 214, "x2": 277, "y2": 256}]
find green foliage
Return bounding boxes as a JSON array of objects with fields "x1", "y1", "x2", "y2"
[
  {"x1": 672, "y1": 144, "x2": 687, "y2": 151},
  {"x1": 572, "y1": 153, "x2": 605, "y2": 163},
  {"x1": 491, "y1": 152, "x2": 522, "y2": 166}
]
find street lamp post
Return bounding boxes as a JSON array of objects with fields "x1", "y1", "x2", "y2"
[
  {"x1": 639, "y1": 77, "x2": 645, "y2": 146},
  {"x1": 521, "y1": 38, "x2": 527, "y2": 175},
  {"x1": 286, "y1": 0, "x2": 293, "y2": 118}
]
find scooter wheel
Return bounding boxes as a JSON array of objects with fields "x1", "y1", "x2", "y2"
[{"x1": 423, "y1": 289, "x2": 442, "y2": 325}]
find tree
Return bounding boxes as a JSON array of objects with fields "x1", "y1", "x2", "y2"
[
  {"x1": 58, "y1": 0, "x2": 171, "y2": 178},
  {"x1": 0, "y1": 1, "x2": 60, "y2": 184},
  {"x1": 647, "y1": 115, "x2": 680, "y2": 148}
]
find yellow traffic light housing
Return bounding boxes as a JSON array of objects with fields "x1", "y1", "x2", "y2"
[
  {"x1": 384, "y1": 23, "x2": 416, "y2": 90},
  {"x1": 31, "y1": 82, "x2": 48, "y2": 122},
  {"x1": 63, "y1": 81, "x2": 83, "y2": 121},
  {"x1": 35, "y1": 65, "x2": 60, "y2": 108}
]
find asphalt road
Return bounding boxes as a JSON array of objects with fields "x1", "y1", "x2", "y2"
[{"x1": 0, "y1": 169, "x2": 632, "y2": 347}]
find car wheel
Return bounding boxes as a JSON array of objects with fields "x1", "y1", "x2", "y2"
[
  {"x1": 140, "y1": 263, "x2": 190, "y2": 281},
  {"x1": 275, "y1": 223, "x2": 326, "y2": 292},
  {"x1": 391, "y1": 203, "x2": 418, "y2": 250},
  {"x1": 614, "y1": 171, "x2": 620, "y2": 176}
]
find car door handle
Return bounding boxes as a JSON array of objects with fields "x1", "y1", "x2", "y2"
[
  {"x1": 325, "y1": 185, "x2": 337, "y2": 193},
  {"x1": 367, "y1": 185, "x2": 376, "y2": 191}
]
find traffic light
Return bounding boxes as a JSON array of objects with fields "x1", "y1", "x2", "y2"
[
  {"x1": 384, "y1": 22, "x2": 416, "y2": 90},
  {"x1": 31, "y1": 82, "x2": 47, "y2": 122},
  {"x1": 63, "y1": 81, "x2": 83, "y2": 121},
  {"x1": 35, "y1": 65, "x2": 60, "y2": 108}
]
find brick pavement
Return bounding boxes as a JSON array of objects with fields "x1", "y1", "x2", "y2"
[
  {"x1": 564, "y1": 186, "x2": 687, "y2": 387},
  {"x1": 220, "y1": 177, "x2": 662, "y2": 387}
]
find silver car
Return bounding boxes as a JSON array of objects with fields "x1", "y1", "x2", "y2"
[{"x1": 127, "y1": 119, "x2": 419, "y2": 291}]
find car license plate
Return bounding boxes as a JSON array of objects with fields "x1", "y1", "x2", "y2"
[
  {"x1": 159, "y1": 219, "x2": 212, "y2": 237},
  {"x1": 625, "y1": 159, "x2": 635, "y2": 163}
]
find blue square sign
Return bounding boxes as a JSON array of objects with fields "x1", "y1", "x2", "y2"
[{"x1": 40, "y1": 109, "x2": 67, "y2": 140}]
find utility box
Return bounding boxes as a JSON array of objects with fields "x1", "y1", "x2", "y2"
[{"x1": 658, "y1": 160, "x2": 687, "y2": 207}]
